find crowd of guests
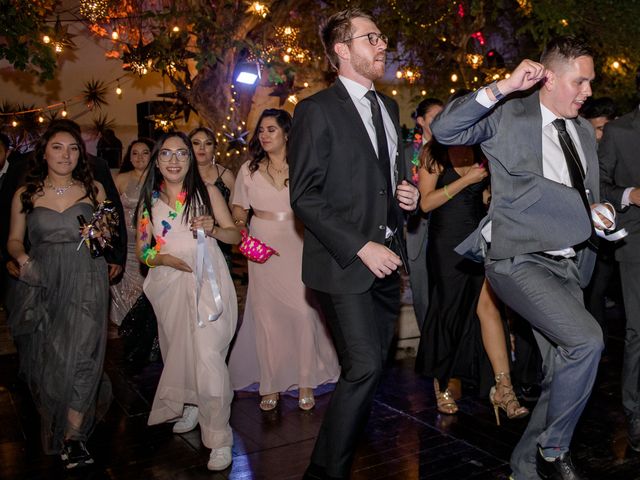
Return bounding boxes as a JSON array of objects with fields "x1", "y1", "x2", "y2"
[{"x1": 1, "y1": 8, "x2": 640, "y2": 480}]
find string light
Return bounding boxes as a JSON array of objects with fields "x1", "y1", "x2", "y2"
[
  {"x1": 451, "y1": 73, "x2": 458, "y2": 82},
  {"x1": 43, "y1": 35, "x2": 51, "y2": 44},
  {"x1": 111, "y1": 31, "x2": 119, "y2": 40},
  {"x1": 116, "y1": 80, "x2": 122, "y2": 97},
  {"x1": 247, "y1": 2, "x2": 269, "y2": 18},
  {"x1": 38, "y1": 116, "x2": 45, "y2": 123},
  {"x1": 388, "y1": 0, "x2": 456, "y2": 30},
  {"x1": 61, "y1": 104, "x2": 68, "y2": 117},
  {"x1": 12, "y1": 120, "x2": 18, "y2": 127},
  {"x1": 79, "y1": 0, "x2": 109, "y2": 23}
]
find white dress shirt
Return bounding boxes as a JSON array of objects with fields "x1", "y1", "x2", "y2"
[{"x1": 338, "y1": 76, "x2": 398, "y2": 191}]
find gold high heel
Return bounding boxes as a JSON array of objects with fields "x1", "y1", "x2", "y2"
[
  {"x1": 434, "y1": 379, "x2": 458, "y2": 415},
  {"x1": 489, "y1": 372, "x2": 529, "y2": 426},
  {"x1": 259, "y1": 393, "x2": 279, "y2": 412}
]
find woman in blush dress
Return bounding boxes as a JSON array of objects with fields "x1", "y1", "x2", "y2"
[
  {"x1": 228, "y1": 109, "x2": 339, "y2": 412},
  {"x1": 137, "y1": 132, "x2": 240, "y2": 471},
  {"x1": 7, "y1": 123, "x2": 112, "y2": 468}
]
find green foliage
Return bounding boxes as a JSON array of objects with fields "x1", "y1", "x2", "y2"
[{"x1": 0, "y1": 0, "x2": 61, "y2": 80}]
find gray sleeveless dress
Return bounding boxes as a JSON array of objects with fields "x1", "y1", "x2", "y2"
[{"x1": 8, "y1": 202, "x2": 112, "y2": 454}]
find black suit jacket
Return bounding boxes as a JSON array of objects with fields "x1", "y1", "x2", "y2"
[
  {"x1": 599, "y1": 107, "x2": 640, "y2": 263},
  {"x1": 0, "y1": 152, "x2": 127, "y2": 266},
  {"x1": 289, "y1": 80, "x2": 407, "y2": 295}
]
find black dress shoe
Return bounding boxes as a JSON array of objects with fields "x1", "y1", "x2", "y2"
[
  {"x1": 628, "y1": 416, "x2": 640, "y2": 452},
  {"x1": 536, "y1": 449, "x2": 583, "y2": 480}
]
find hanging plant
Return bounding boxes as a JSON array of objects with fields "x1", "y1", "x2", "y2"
[
  {"x1": 82, "y1": 79, "x2": 109, "y2": 111},
  {"x1": 90, "y1": 113, "x2": 116, "y2": 138}
]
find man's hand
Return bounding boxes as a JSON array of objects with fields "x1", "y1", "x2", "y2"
[
  {"x1": 495, "y1": 59, "x2": 546, "y2": 97},
  {"x1": 591, "y1": 203, "x2": 615, "y2": 230},
  {"x1": 357, "y1": 241, "x2": 402, "y2": 278},
  {"x1": 630, "y1": 188, "x2": 640, "y2": 206},
  {"x1": 396, "y1": 180, "x2": 419, "y2": 211},
  {"x1": 108, "y1": 264, "x2": 123, "y2": 281}
]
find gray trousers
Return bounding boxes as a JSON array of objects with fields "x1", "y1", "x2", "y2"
[
  {"x1": 486, "y1": 254, "x2": 603, "y2": 480},
  {"x1": 406, "y1": 216, "x2": 429, "y2": 330},
  {"x1": 620, "y1": 261, "x2": 640, "y2": 419}
]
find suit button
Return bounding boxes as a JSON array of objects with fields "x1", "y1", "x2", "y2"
[
  {"x1": 378, "y1": 225, "x2": 385, "y2": 230},
  {"x1": 379, "y1": 189, "x2": 386, "y2": 195}
]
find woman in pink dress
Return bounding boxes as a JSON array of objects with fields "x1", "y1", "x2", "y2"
[
  {"x1": 136, "y1": 132, "x2": 240, "y2": 471},
  {"x1": 229, "y1": 109, "x2": 339, "y2": 411}
]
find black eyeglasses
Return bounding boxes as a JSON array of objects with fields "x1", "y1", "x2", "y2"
[{"x1": 342, "y1": 32, "x2": 388, "y2": 46}]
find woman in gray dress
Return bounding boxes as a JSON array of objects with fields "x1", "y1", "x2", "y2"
[{"x1": 7, "y1": 124, "x2": 112, "y2": 469}]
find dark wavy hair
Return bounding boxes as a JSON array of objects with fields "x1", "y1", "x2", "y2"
[
  {"x1": 248, "y1": 108, "x2": 292, "y2": 177},
  {"x1": 136, "y1": 131, "x2": 212, "y2": 225},
  {"x1": 119, "y1": 137, "x2": 155, "y2": 173},
  {"x1": 20, "y1": 123, "x2": 97, "y2": 213}
]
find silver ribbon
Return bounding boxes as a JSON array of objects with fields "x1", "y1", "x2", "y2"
[{"x1": 195, "y1": 227, "x2": 224, "y2": 327}]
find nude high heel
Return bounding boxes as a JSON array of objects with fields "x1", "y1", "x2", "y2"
[{"x1": 489, "y1": 372, "x2": 529, "y2": 426}]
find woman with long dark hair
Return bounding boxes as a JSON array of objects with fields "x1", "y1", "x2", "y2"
[
  {"x1": 7, "y1": 123, "x2": 112, "y2": 468},
  {"x1": 110, "y1": 138, "x2": 154, "y2": 325},
  {"x1": 228, "y1": 109, "x2": 339, "y2": 412},
  {"x1": 136, "y1": 132, "x2": 239, "y2": 471},
  {"x1": 414, "y1": 137, "x2": 528, "y2": 423},
  {"x1": 189, "y1": 127, "x2": 236, "y2": 269}
]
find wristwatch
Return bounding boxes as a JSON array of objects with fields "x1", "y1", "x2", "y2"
[{"x1": 488, "y1": 81, "x2": 505, "y2": 101}]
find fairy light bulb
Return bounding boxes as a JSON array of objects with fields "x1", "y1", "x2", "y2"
[{"x1": 61, "y1": 104, "x2": 68, "y2": 117}]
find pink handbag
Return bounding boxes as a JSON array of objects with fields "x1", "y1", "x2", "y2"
[{"x1": 238, "y1": 229, "x2": 279, "y2": 263}]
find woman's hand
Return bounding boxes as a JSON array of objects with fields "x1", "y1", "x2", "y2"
[
  {"x1": 158, "y1": 254, "x2": 192, "y2": 272},
  {"x1": 462, "y1": 164, "x2": 488, "y2": 185},
  {"x1": 191, "y1": 215, "x2": 216, "y2": 237}
]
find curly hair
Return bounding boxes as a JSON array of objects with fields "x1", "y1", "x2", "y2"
[
  {"x1": 247, "y1": 108, "x2": 292, "y2": 178},
  {"x1": 136, "y1": 131, "x2": 213, "y2": 225},
  {"x1": 20, "y1": 123, "x2": 97, "y2": 214}
]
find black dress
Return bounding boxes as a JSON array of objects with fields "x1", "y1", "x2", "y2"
[{"x1": 415, "y1": 164, "x2": 492, "y2": 393}]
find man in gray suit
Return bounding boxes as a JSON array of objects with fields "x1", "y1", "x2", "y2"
[
  {"x1": 404, "y1": 98, "x2": 443, "y2": 329},
  {"x1": 599, "y1": 71, "x2": 640, "y2": 452},
  {"x1": 432, "y1": 37, "x2": 614, "y2": 480}
]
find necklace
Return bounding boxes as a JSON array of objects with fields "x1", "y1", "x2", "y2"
[
  {"x1": 46, "y1": 177, "x2": 75, "y2": 196},
  {"x1": 268, "y1": 162, "x2": 288, "y2": 175}
]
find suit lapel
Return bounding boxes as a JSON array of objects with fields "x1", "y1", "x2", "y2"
[
  {"x1": 572, "y1": 116, "x2": 598, "y2": 199},
  {"x1": 521, "y1": 92, "x2": 544, "y2": 175},
  {"x1": 333, "y1": 81, "x2": 388, "y2": 179}
]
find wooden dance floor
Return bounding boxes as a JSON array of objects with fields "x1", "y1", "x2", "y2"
[{"x1": 1, "y1": 299, "x2": 640, "y2": 479}]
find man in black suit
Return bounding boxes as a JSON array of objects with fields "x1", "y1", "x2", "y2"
[
  {"x1": 599, "y1": 71, "x2": 640, "y2": 451},
  {"x1": 289, "y1": 8, "x2": 419, "y2": 479}
]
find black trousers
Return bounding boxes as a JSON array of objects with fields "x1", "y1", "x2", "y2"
[{"x1": 307, "y1": 273, "x2": 401, "y2": 479}]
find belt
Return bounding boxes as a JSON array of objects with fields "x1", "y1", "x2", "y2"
[
  {"x1": 253, "y1": 209, "x2": 294, "y2": 222},
  {"x1": 535, "y1": 252, "x2": 575, "y2": 262}
]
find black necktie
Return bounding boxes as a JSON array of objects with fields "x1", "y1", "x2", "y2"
[
  {"x1": 552, "y1": 118, "x2": 596, "y2": 244},
  {"x1": 365, "y1": 90, "x2": 396, "y2": 232}
]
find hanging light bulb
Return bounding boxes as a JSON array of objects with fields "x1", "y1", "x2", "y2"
[
  {"x1": 12, "y1": 119, "x2": 18, "y2": 127},
  {"x1": 43, "y1": 35, "x2": 51, "y2": 44},
  {"x1": 38, "y1": 115, "x2": 45, "y2": 123},
  {"x1": 111, "y1": 31, "x2": 119, "y2": 40},
  {"x1": 61, "y1": 103, "x2": 68, "y2": 117},
  {"x1": 115, "y1": 80, "x2": 122, "y2": 97}
]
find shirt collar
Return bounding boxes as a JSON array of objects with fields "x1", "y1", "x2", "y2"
[
  {"x1": 540, "y1": 102, "x2": 559, "y2": 128},
  {"x1": 339, "y1": 75, "x2": 374, "y2": 101}
]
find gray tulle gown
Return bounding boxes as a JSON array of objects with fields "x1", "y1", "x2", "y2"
[{"x1": 8, "y1": 202, "x2": 112, "y2": 454}]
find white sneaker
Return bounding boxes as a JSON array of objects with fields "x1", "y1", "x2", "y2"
[
  {"x1": 207, "y1": 446, "x2": 232, "y2": 471},
  {"x1": 172, "y1": 405, "x2": 199, "y2": 434}
]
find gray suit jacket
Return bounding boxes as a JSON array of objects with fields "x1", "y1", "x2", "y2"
[
  {"x1": 431, "y1": 89, "x2": 599, "y2": 287},
  {"x1": 403, "y1": 141, "x2": 429, "y2": 261},
  {"x1": 599, "y1": 107, "x2": 640, "y2": 263}
]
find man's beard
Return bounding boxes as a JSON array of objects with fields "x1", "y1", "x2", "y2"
[{"x1": 351, "y1": 50, "x2": 385, "y2": 81}]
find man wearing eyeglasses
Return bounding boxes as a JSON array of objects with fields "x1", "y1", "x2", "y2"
[{"x1": 289, "y1": 8, "x2": 419, "y2": 480}]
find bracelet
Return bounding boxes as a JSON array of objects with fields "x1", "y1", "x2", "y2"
[
  {"x1": 233, "y1": 218, "x2": 246, "y2": 225},
  {"x1": 144, "y1": 256, "x2": 156, "y2": 268},
  {"x1": 443, "y1": 184, "x2": 454, "y2": 200},
  {"x1": 20, "y1": 257, "x2": 31, "y2": 268}
]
